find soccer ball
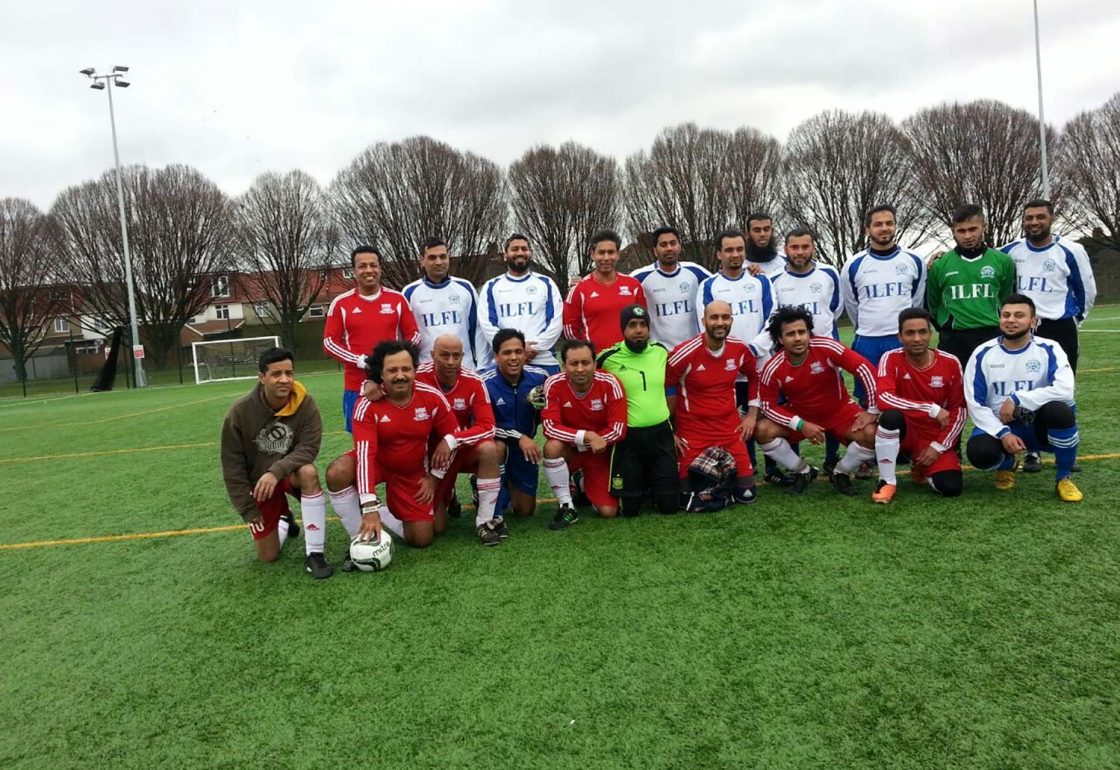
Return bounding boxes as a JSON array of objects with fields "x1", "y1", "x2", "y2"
[
  {"x1": 527, "y1": 385, "x2": 546, "y2": 410},
  {"x1": 349, "y1": 531, "x2": 393, "y2": 572}
]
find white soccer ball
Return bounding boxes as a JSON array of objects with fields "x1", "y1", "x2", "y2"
[
  {"x1": 527, "y1": 385, "x2": 546, "y2": 410},
  {"x1": 349, "y1": 531, "x2": 393, "y2": 572}
]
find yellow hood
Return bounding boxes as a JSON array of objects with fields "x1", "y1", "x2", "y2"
[{"x1": 274, "y1": 380, "x2": 308, "y2": 417}]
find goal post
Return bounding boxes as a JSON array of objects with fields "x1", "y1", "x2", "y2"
[{"x1": 191, "y1": 336, "x2": 281, "y2": 384}]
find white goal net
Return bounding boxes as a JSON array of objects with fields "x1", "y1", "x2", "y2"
[{"x1": 192, "y1": 336, "x2": 281, "y2": 384}]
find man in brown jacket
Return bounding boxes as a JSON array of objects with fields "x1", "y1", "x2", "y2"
[{"x1": 220, "y1": 347, "x2": 333, "y2": 578}]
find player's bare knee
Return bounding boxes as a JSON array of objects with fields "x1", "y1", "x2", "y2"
[
  {"x1": 755, "y1": 419, "x2": 780, "y2": 443},
  {"x1": 326, "y1": 455, "x2": 355, "y2": 491},
  {"x1": 598, "y1": 506, "x2": 618, "y2": 518},
  {"x1": 297, "y1": 464, "x2": 321, "y2": 493},
  {"x1": 543, "y1": 439, "x2": 565, "y2": 459}
]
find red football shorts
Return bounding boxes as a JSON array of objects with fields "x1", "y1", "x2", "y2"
[
  {"x1": 248, "y1": 476, "x2": 299, "y2": 541},
  {"x1": 435, "y1": 445, "x2": 482, "y2": 502},
  {"x1": 568, "y1": 450, "x2": 615, "y2": 509},
  {"x1": 676, "y1": 435, "x2": 754, "y2": 480},
  {"x1": 785, "y1": 401, "x2": 865, "y2": 443},
  {"x1": 344, "y1": 448, "x2": 431, "y2": 522},
  {"x1": 900, "y1": 416, "x2": 961, "y2": 476}
]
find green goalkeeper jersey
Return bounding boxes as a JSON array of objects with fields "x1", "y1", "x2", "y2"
[
  {"x1": 927, "y1": 247, "x2": 1016, "y2": 330},
  {"x1": 596, "y1": 341, "x2": 671, "y2": 428}
]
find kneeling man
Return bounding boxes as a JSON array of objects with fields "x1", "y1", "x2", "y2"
[{"x1": 541, "y1": 340, "x2": 628, "y2": 528}]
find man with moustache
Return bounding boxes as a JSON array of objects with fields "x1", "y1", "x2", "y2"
[
  {"x1": 597, "y1": 305, "x2": 679, "y2": 516},
  {"x1": 999, "y1": 199, "x2": 1095, "y2": 474},
  {"x1": 630, "y1": 226, "x2": 711, "y2": 349},
  {"x1": 926, "y1": 204, "x2": 1016, "y2": 366},
  {"x1": 755, "y1": 306, "x2": 880, "y2": 496},
  {"x1": 323, "y1": 245, "x2": 421, "y2": 432},
  {"x1": 964, "y1": 295, "x2": 1083, "y2": 502},
  {"x1": 745, "y1": 212, "x2": 788, "y2": 279},
  {"x1": 402, "y1": 237, "x2": 488, "y2": 371},
  {"x1": 666, "y1": 300, "x2": 762, "y2": 509},
  {"x1": 478, "y1": 234, "x2": 565, "y2": 374},
  {"x1": 563, "y1": 229, "x2": 647, "y2": 353}
]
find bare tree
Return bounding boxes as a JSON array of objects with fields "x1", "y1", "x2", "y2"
[
  {"x1": 235, "y1": 170, "x2": 340, "y2": 352},
  {"x1": 331, "y1": 136, "x2": 506, "y2": 289},
  {"x1": 508, "y1": 142, "x2": 622, "y2": 294},
  {"x1": 780, "y1": 110, "x2": 931, "y2": 265},
  {"x1": 49, "y1": 164, "x2": 234, "y2": 366},
  {"x1": 902, "y1": 100, "x2": 1057, "y2": 248},
  {"x1": 1056, "y1": 92, "x2": 1120, "y2": 251},
  {"x1": 0, "y1": 198, "x2": 60, "y2": 385},
  {"x1": 624, "y1": 123, "x2": 782, "y2": 267}
]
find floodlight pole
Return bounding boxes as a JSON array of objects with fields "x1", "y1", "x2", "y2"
[
  {"x1": 1033, "y1": 0, "x2": 1051, "y2": 199},
  {"x1": 83, "y1": 67, "x2": 146, "y2": 387}
]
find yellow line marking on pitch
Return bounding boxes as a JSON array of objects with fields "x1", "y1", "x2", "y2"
[
  {"x1": 0, "y1": 393, "x2": 235, "y2": 433},
  {"x1": 0, "y1": 442, "x2": 216, "y2": 464},
  {"x1": 1079, "y1": 367, "x2": 1116, "y2": 374},
  {"x1": 5, "y1": 454, "x2": 1120, "y2": 552}
]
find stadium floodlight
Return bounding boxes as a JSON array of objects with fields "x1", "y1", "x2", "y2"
[
  {"x1": 192, "y1": 337, "x2": 281, "y2": 384},
  {"x1": 78, "y1": 65, "x2": 146, "y2": 387}
]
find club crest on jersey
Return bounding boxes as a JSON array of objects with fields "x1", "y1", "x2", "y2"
[
  {"x1": 1042, "y1": 259, "x2": 1056, "y2": 272},
  {"x1": 619, "y1": 286, "x2": 632, "y2": 296},
  {"x1": 380, "y1": 304, "x2": 394, "y2": 314},
  {"x1": 453, "y1": 398, "x2": 467, "y2": 410},
  {"x1": 895, "y1": 263, "x2": 909, "y2": 275},
  {"x1": 810, "y1": 361, "x2": 825, "y2": 375},
  {"x1": 413, "y1": 406, "x2": 429, "y2": 421},
  {"x1": 525, "y1": 285, "x2": 538, "y2": 295},
  {"x1": 744, "y1": 283, "x2": 756, "y2": 294},
  {"x1": 679, "y1": 282, "x2": 691, "y2": 293},
  {"x1": 1026, "y1": 359, "x2": 1042, "y2": 373},
  {"x1": 449, "y1": 294, "x2": 461, "y2": 304},
  {"x1": 980, "y1": 266, "x2": 996, "y2": 279},
  {"x1": 725, "y1": 359, "x2": 737, "y2": 371},
  {"x1": 590, "y1": 399, "x2": 604, "y2": 411},
  {"x1": 810, "y1": 282, "x2": 823, "y2": 294},
  {"x1": 930, "y1": 375, "x2": 944, "y2": 388}
]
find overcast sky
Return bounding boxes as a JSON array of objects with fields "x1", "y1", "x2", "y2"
[{"x1": 3, "y1": 0, "x2": 1118, "y2": 210}]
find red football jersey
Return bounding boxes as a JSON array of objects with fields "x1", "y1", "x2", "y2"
[
  {"x1": 759, "y1": 337, "x2": 877, "y2": 429},
  {"x1": 875, "y1": 348, "x2": 966, "y2": 447},
  {"x1": 541, "y1": 371, "x2": 627, "y2": 448},
  {"x1": 323, "y1": 288, "x2": 422, "y2": 392},
  {"x1": 666, "y1": 334, "x2": 758, "y2": 441},
  {"x1": 562, "y1": 273, "x2": 647, "y2": 353},
  {"x1": 351, "y1": 383, "x2": 459, "y2": 500},
  {"x1": 415, "y1": 363, "x2": 496, "y2": 448}
]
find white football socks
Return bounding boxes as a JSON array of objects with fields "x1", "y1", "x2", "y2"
[
  {"x1": 476, "y1": 477, "x2": 502, "y2": 527},
  {"x1": 276, "y1": 517, "x2": 290, "y2": 548},
  {"x1": 300, "y1": 492, "x2": 327, "y2": 555},
  {"x1": 543, "y1": 457, "x2": 574, "y2": 506},
  {"x1": 328, "y1": 486, "x2": 363, "y2": 539},
  {"x1": 760, "y1": 438, "x2": 809, "y2": 474},
  {"x1": 874, "y1": 426, "x2": 901, "y2": 485},
  {"x1": 836, "y1": 442, "x2": 875, "y2": 475},
  {"x1": 379, "y1": 505, "x2": 405, "y2": 540}
]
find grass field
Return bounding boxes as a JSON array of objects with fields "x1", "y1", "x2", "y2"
[{"x1": 2, "y1": 317, "x2": 1119, "y2": 769}]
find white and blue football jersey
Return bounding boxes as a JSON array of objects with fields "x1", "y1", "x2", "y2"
[
  {"x1": 999, "y1": 236, "x2": 1096, "y2": 322},
  {"x1": 630, "y1": 261, "x2": 711, "y2": 350},
  {"x1": 964, "y1": 335, "x2": 1075, "y2": 439},
  {"x1": 696, "y1": 271, "x2": 774, "y2": 344},
  {"x1": 840, "y1": 247, "x2": 926, "y2": 337},
  {"x1": 402, "y1": 276, "x2": 486, "y2": 370},
  {"x1": 477, "y1": 271, "x2": 564, "y2": 368},
  {"x1": 749, "y1": 265, "x2": 844, "y2": 356}
]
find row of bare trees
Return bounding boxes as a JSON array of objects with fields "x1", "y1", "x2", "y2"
[{"x1": 4, "y1": 93, "x2": 1118, "y2": 382}]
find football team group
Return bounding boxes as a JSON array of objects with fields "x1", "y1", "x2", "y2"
[{"x1": 220, "y1": 199, "x2": 1096, "y2": 578}]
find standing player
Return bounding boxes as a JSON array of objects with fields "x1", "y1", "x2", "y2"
[
  {"x1": 402, "y1": 238, "x2": 487, "y2": 370},
  {"x1": 480, "y1": 329, "x2": 552, "y2": 519},
  {"x1": 477, "y1": 234, "x2": 564, "y2": 373},
  {"x1": 872, "y1": 308, "x2": 966, "y2": 504},
  {"x1": 630, "y1": 226, "x2": 711, "y2": 349},
  {"x1": 745, "y1": 213, "x2": 787, "y2": 279},
  {"x1": 840, "y1": 205, "x2": 926, "y2": 398},
  {"x1": 666, "y1": 301, "x2": 761, "y2": 508},
  {"x1": 328, "y1": 340, "x2": 461, "y2": 549},
  {"x1": 220, "y1": 347, "x2": 333, "y2": 578},
  {"x1": 697, "y1": 229, "x2": 776, "y2": 482},
  {"x1": 1000, "y1": 199, "x2": 1096, "y2": 474},
  {"x1": 964, "y1": 295, "x2": 1083, "y2": 502},
  {"x1": 416, "y1": 335, "x2": 504, "y2": 545},
  {"x1": 540, "y1": 340, "x2": 628, "y2": 528},
  {"x1": 563, "y1": 230, "x2": 647, "y2": 353},
  {"x1": 597, "y1": 305, "x2": 679, "y2": 516},
  {"x1": 323, "y1": 245, "x2": 420, "y2": 432},
  {"x1": 926, "y1": 204, "x2": 1016, "y2": 365},
  {"x1": 755, "y1": 306, "x2": 880, "y2": 495}
]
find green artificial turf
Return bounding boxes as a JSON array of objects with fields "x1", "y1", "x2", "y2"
[{"x1": 1, "y1": 319, "x2": 1118, "y2": 769}]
